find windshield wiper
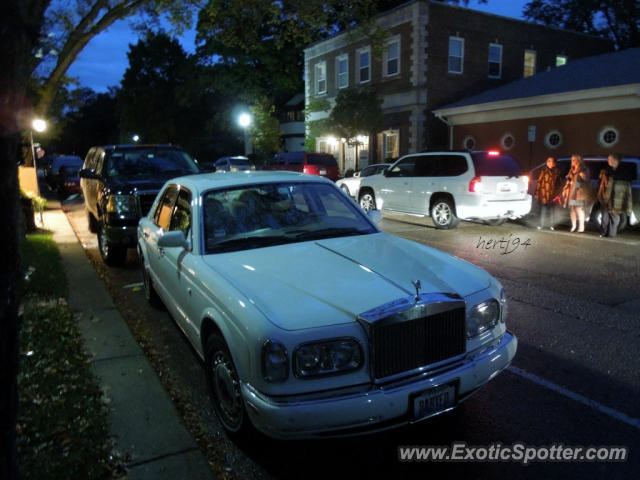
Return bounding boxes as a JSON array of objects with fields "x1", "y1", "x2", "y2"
[
  {"x1": 208, "y1": 235, "x2": 291, "y2": 253},
  {"x1": 288, "y1": 227, "x2": 370, "y2": 241}
]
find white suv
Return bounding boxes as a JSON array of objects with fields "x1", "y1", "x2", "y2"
[{"x1": 358, "y1": 150, "x2": 531, "y2": 229}]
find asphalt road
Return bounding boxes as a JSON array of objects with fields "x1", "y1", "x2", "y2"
[{"x1": 59, "y1": 193, "x2": 640, "y2": 480}]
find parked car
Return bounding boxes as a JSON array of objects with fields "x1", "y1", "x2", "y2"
[
  {"x1": 263, "y1": 152, "x2": 339, "y2": 181},
  {"x1": 359, "y1": 150, "x2": 531, "y2": 229},
  {"x1": 45, "y1": 155, "x2": 84, "y2": 193},
  {"x1": 527, "y1": 155, "x2": 639, "y2": 231},
  {"x1": 214, "y1": 155, "x2": 254, "y2": 172},
  {"x1": 137, "y1": 170, "x2": 517, "y2": 439},
  {"x1": 336, "y1": 163, "x2": 391, "y2": 199},
  {"x1": 79, "y1": 144, "x2": 200, "y2": 266}
]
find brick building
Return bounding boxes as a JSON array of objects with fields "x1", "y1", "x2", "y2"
[
  {"x1": 304, "y1": 0, "x2": 612, "y2": 172},
  {"x1": 433, "y1": 48, "x2": 640, "y2": 170}
]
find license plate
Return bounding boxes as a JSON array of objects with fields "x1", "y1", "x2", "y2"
[
  {"x1": 413, "y1": 383, "x2": 456, "y2": 420},
  {"x1": 319, "y1": 169, "x2": 327, "y2": 175},
  {"x1": 498, "y1": 182, "x2": 515, "y2": 193}
]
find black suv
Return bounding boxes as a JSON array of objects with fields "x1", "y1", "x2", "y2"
[{"x1": 79, "y1": 144, "x2": 200, "y2": 265}]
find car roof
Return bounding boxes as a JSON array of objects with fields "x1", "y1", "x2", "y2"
[
  {"x1": 97, "y1": 144, "x2": 182, "y2": 151},
  {"x1": 166, "y1": 171, "x2": 333, "y2": 195}
]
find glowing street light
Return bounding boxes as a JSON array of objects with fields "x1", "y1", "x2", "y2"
[
  {"x1": 30, "y1": 118, "x2": 47, "y2": 168},
  {"x1": 238, "y1": 113, "x2": 252, "y2": 155},
  {"x1": 132, "y1": 134, "x2": 140, "y2": 143}
]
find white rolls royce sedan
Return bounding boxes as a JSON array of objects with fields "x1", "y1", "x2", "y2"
[{"x1": 137, "y1": 171, "x2": 517, "y2": 439}]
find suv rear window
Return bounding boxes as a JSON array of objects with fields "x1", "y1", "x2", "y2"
[
  {"x1": 308, "y1": 154, "x2": 337, "y2": 166},
  {"x1": 471, "y1": 152, "x2": 523, "y2": 177},
  {"x1": 105, "y1": 148, "x2": 200, "y2": 177}
]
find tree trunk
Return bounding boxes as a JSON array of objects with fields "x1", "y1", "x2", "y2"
[{"x1": 0, "y1": 2, "x2": 49, "y2": 478}]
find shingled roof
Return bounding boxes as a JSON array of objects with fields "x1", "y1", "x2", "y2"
[{"x1": 440, "y1": 48, "x2": 640, "y2": 110}]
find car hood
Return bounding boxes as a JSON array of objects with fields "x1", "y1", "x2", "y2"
[
  {"x1": 202, "y1": 232, "x2": 492, "y2": 331},
  {"x1": 108, "y1": 173, "x2": 193, "y2": 193}
]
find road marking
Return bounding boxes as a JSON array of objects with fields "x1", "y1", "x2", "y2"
[
  {"x1": 508, "y1": 366, "x2": 640, "y2": 431},
  {"x1": 123, "y1": 282, "x2": 143, "y2": 289}
]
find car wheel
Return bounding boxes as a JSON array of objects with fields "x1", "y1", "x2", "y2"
[
  {"x1": 359, "y1": 190, "x2": 376, "y2": 212},
  {"x1": 205, "y1": 334, "x2": 248, "y2": 436},
  {"x1": 431, "y1": 199, "x2": 459, "y2": 229},
  {"x1": 484, "y1": 218, "x2": 506, "y2": 226},
  {"x1": 140, "y1": 254, "x2": 163, "y2": 309},
  {"x1": 340, "y1": 184, "x2": 351, "y2": 197},
  {"x1": 87, "y1": 210, "x2": 99, "y2": 233},
  {"x1": 97, "y1": 221, "x2": 127, "y2": 266}
]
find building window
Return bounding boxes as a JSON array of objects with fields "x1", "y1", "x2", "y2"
[
  {"x1": 523, "y1": 50, "x2": 536, "y2": 77},
  {"x1": 448, "y1": 36, "x2": 464, "y2": 74},
  {"x1": 315, "y1": 61, "x2": 326, "y2": 95},
  {"x1": 462, "y1": 135, "x2": 476, "y2": 150},
  {"x1": 556, "y1": 55, "x2": 567, "y2": 67},
  {"x1": 336, "y1": 54, "x2": 348, "y2": 89},
  {"x1": 378, "y1": 130, "x2": 399, "y2": 161},
  {"x1": 544, "y1": 130, "x2": 563, "y2": 149},
  {"x1": 488, "y1": 43, "x2": 502, "y2": 78},
  {"x1": 384, "y1": 37, "x2": 400, "y2": 77},
  {"x1": 358, "y1": 47, "x2": 371, "y2": 84},
  {"x1": 501, "y1": 132, "x2": 515, "y2": 150},
  {"x1": 598, "y1": 126, "x2": 619, "y2": 147}
]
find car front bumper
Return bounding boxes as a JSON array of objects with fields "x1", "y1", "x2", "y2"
[
  {"x1": 457, "y1": 196, "x2": 532, "y2": 220},
  {"x1": 242, "y1": 331, "x2": 517, "y2": 439}
]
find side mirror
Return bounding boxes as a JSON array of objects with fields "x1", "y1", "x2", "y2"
[
  {"x1": 353, "y1": 171, "x2": 361, "y2": 178},
  {"x1": 367, "y1": 210, "x2": 382, "y2": 225},
  {"x1": 158, "y1": 230, "x2": 189, "y2": 249},
  {"x1": 383, "y1": 169, "x2": 390, "y2": 177},
  {"x1": 78, "y1": 168, "x2": 100, "y2": 180}
]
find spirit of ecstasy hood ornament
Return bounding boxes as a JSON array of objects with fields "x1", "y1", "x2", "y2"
[{"x1": 411, "y1": 280, "x2": 421, "y2": 303}]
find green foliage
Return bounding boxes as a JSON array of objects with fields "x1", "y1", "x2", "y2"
[
  {"x1": 21, "y1": 190, "x2": 48, "y2": 213},
  {"x1": 523, "y1": 0, "x2": 638, "y2": 48},
  {"x1": 249, "y1": 97, "x2": 282, "y2": 155},
  {"x1": 329, "y1": 87, "x2": 383, "y2": 141},
  {"x1": 17, "y1": 233, "x2": 119, "y2": 478}
]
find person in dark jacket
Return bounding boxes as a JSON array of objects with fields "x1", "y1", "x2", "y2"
[
  {"x1": 597, "y1": 153, "x2": 632, "y2": 237},
  {"x1": 534, "y1": 156, "x2": 562, "y2": 230}
]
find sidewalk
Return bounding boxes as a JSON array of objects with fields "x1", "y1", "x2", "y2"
[{"x1": 42, "y1": 206, "x2": 215, "y2": 480}]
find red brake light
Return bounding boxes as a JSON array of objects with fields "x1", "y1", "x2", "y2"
[
  {"x1": 303, "y1": 166, "x2": 310, "y2": 174},
  {"x1": 488, "y1": 150, "x2": 500, "y2": 156},
  {"x1": 469, "y1": 176, "x2": 482, "y2": 192}
]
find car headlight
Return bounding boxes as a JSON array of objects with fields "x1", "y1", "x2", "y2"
[
  {"x1": 466, "y1": 300, "x2": 500, "y2": 338},
  {"x1": 262, "y1": 340, "x2": 289, "y2": 383},
  {"x1": 107, "y1": 194, "x2": 136, "y2": 214},
  {"x1": 293, "y1": 338, "x2": 362, "y2": 378},
  {"x1": 499, "y1": 288, "x2": 508, "y2": 323}
]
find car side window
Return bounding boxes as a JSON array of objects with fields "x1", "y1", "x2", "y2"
[
  {"x1": 437, "y1": 155, "x2": 468, "y2": 176},
  {"x1": 153, "y1": 185, "x2": 178, "y2": 230},
  {"x1": 169, "y1": 189, "x2": 192, "y2": 238},
  {"x1": 414, "y1": 155, "x2": 438, "y2": 177},
  {"x1": 389, "y1": 157, "x2": 415, "y2": 177},
  {"x1": 361, "y1": 165, "x2": 377, "y2": 177}
]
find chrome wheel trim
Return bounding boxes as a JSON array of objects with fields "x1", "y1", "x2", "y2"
[
  {"x1": 360, "y1": 193, "x2": 374, "y2": 212},
  {"x1": 433, "y1": 203, "x2": 451, "y2": 226},
  {"x1": 99, "y1": 224, "x2": 110, "y2": 257}
]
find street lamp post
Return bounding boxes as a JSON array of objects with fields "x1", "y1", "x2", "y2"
[
  {"x1": 238, "y1": 113, "x2": 252, "y2": 156},
  {"x1": 30, "y1": 118, "x2": 46, "y2": 168}
]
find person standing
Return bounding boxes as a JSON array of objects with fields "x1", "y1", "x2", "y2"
[
  {"x1": 561, "y1": 155, "x2": 592, "y2": 233},
  {"x1": 534, "y1": 156, "x2": 562, "y2": 230},
  {"x1": 597, "y1": 153, "x2": 632, "y2": 237}
]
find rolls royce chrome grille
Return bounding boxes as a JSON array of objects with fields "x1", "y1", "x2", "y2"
[{"x1": 357, "y1": 293, "x2": 466, "y2": 381}]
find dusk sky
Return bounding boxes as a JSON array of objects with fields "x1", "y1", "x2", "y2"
[{"x1": 67, "y1": 0, "x2": 529, "y2": 93}]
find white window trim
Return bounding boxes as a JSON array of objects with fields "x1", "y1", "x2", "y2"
[
  {"x1": 544, "y1": 130, "x2": 563, "y2": 149},
  {"x1": 598, "y1": 125, "x2": 620, "y2": 147},
  {"x1": 315, "y1": 61, "x2": 326, "y2": 95},
  {"x1": 384, "y1": 35, "x2": 401, "y2": 78},
  {"x1": 336, "y1": 54, "x2": 349, "y2": 89},
  {"x1": 500, "y1": 132, "x2": 515, "y2": 150},
  {"x1": 448, "y1": 36, "x2": 464, "y2": 74},
  {"x1": 488, "y1": 43, "x2": 502, "y2": 79},
  {"x1": 524, "y1": 49, "x2": 537, "y2": 77},
  {"x1": 462, "y1": 135, "x2": 476, "y2": 150},
  {"x1": 357, "y1": 46, "x2": 371, "y2": 84}
]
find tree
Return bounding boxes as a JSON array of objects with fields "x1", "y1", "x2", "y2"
[
  {"x1": 329, "y1": 87, "x2": 383, "y2": 170},
  {"x1": 1, "y1": 2, "x2": 50, "y2": 477},
  {"x1": 523, "y1": 0, "x2": 639, "y2": 48},
  {"x1": 34, "y1": 0, "x2": 201, "y2": 116},
  {"x1": 249, "y1": 97, "x2": 282, "y2": 155}
]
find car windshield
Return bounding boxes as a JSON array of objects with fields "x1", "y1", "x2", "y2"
[
  {"x1": 202, "y1": 182, "x2": 376, "y2": 253},
  {"x1": 308, "y1": 154, "x2": 337, "y2": 166},
  {"x1": 105, "y1": 148, "x2": 200, "y2": 177},
  {"x1": 230, "y1": 158, "x2": 250, "y2": 166},
  {"x1": 471, "y1": 152, "x2": 523, "y2": 177}
]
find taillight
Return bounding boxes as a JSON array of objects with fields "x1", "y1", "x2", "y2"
[
  {"x1": 469, "y1": 176, "x2": 482, "y2": 192},
  {"x1": 303, "y1": 166, "x2": 310, "y2": 174}
]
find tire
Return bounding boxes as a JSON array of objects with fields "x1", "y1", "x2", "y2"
[
  {"x1": 484, "y1": 218, "x2": 506, "y2": 226},
  {"x1": 140, "y1": 254, "x2": 163, "y2": 309},
  {"x1": 431, "y1": 198, "x2": 460, "y2": 229},
  {"x1": 340, "y1": 184, "x2": 351, "y2": 197},
  {"x1": 359, "y1": 190, "x2": 376, "y2": 213},
  {"x1": 205, "y1": 334, "x2": 248, "y2": 436},
  {"x1": 97, "y1": 221, "x2": 127, "y2": 266},
  {"x1": 87, "y1": 210, "x2": 99, "y2": 233}
]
